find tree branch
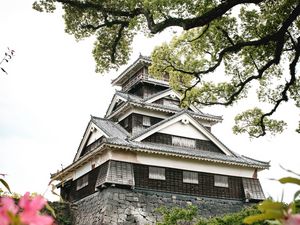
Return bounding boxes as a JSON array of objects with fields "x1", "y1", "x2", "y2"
[
  {"x1": 254, "y1": 37, "x2": 300, "y2": 137},
  {"x1": 111, "y1": 24, "x2": 126, "y2": 63}
]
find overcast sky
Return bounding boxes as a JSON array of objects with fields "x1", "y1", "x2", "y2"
[{"x1": 0, "y1": 0, "x2": 299, "y2": 202}]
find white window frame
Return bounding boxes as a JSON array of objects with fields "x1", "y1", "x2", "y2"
[
  {"x1": 149, "y1": 167, "x2": 165, "y2": 180},
  {"x1": 214, "y1": 175, "x2": 228, "y2": 188},
  {"x1": 142, "y1": 116, "x2": 151, "y2": 127},
  {"x1": 172, "y1": 136, "x2": 196, "y2": 148},
  {"x1": 183, "y1": 171, "x2": 198, "y2": 184},
  {"x1": 76, "y1": 174, "x2": 89, "y2": 190}
]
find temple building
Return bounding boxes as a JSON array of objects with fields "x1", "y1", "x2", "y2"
[{"x1": 51, "y1": 56, "x2": 269, "y2": 224}]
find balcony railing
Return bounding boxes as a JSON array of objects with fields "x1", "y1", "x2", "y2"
[{"x1": 122, "y1": 73, "x2": 169, "y2": 91}]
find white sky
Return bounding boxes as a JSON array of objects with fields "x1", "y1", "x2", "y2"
[{"x1": 0, "y1": 0, "x2": 299, "y2": 202}]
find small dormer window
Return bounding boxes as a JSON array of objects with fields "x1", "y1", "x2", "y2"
[
  {"x1": 76, "y1": 174, "x2": 89, "y2": 190},
  {"x1": 172, "y1": 136, "x2": 196, "y2": 148},
  {"x1": 143, "y1": 116, "x2": 151, "y2": 127}
]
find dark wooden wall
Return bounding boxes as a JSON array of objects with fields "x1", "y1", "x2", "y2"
[
  {"x1": 133, "y1": 164, "x2": 244, "y2": 200},
  {"x1": 61, "y1": 162, "x2": 109, "y2": 202},
  {"x1": 129, "y1": 83, "x2": 168, "y2": 98},
  {"x1": 119, "y1": 113, "x2": 163, "y2": 134},
  {"x1": 143, "y1": 132, "x2": 224, "y2": 154},
  {"x1": 62, "y1": 160, "x2": 247, "y2": 202}
]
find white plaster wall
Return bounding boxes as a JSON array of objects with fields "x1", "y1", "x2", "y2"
[
  {"x1": 73, "y1": 163, "x2": 92, "y2": 180},
  {"x1": 73, "y1": 151, "x2": 111, "y2": 179},
  {"x1": 135, "y1": 153, "x2": 255, "y2": 178},
  {"x1": 159, "y1": 122, "x2": 209, "y2": 140},
  {"x1": 103, "y1": 150, "x2": 255, "y2": 178},
  {"x1": 86, "y1": 130, "x2": 102, "y2": 145},
  {"x1": 110, "y1": 150, "x2": 138, "y2": 163},
  {"x1": 72, "y1": 149, "x2": 256, "y2": 180}
]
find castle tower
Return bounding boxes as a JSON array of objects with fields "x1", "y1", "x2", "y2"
[{"x1": 51, "y1": 55, "x2": 269, "y2": 224}]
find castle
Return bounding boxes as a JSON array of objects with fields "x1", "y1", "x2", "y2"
[{"x1": 51, "y1": 56, "x2": 269, "y2": 224}]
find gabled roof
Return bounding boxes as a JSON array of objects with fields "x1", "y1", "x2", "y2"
[
  {"x1": 52, "y1": 131, "x2": 269, "y2": 180},
  {"x1": 106, "y1": 90, "x2": 222, "y2": 123},
  {"x1": 144, "y1": 88, "x2": 203, "y2": 114},
  {"x1": 105, "y1": 91, "x2": 143, "y2": 117},
  {"x1": 73, "y1": 116, "x2": 130, "y2": 162},
  {"x1": 130, "y1": 110, "x2": 234, "y2": 156},
  {"x1": 111, "y1": 55, "x2": 151, "y2": 86},
  {"x1": 91, "y1": 116, "x2": 130, "y2": 139}
]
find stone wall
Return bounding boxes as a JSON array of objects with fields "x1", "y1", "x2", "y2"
[{"x1": 73, "y1": 187, "x2": 250, "y2": 225}]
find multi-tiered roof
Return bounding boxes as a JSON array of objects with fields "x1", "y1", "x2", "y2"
[{"x1": 52, "y1": 55, "x2": 269, "y2": 203}]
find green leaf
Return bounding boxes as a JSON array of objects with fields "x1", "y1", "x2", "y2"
[
  {"x1": 0, "y1": 178, "x2": 11, "y2": 193},
  {"x1": 294, "y1": 190, "x2": 300, "y2": 200},
  {"x1": 244, "y1": 213, "x2": 275, "y2": 224},
  {"x1": 257, "y1": 200, "x2": 286, "y2": 211},
  {"x1": 45, "y1": 202, "x2": 56, "y2": 218},
  {"x1": 279, "y1": 177, "x2": 300, "y2": 186}
]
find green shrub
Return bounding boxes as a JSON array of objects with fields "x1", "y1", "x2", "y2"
[{"x1": 157, "y1": 205, "x2": 266, "y2": 225}]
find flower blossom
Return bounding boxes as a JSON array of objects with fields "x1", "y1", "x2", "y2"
[
  {"x1": 19, "y1": 192, "x2": 54, "y2": 225},
  {"x1": 0, "y1": 192, "x2": 53, "y2": 225},
  {"x1": 282, "y1": 213, "x2": 300, "y2": 225},
  {"x1": 0, "y1": 197, "x2": 18, "y2": 225}
]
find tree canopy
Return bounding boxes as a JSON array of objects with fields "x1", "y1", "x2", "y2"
[{"x1": 33, "y1": 0, "x2": 300, "y2": 137}]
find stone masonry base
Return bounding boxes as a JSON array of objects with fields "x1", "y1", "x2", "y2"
[{"x1": 73, "y1": 187, "x2": 249, "y2": 225}]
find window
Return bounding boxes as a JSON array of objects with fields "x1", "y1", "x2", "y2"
[
  {"x1": 143, "y1": 116, "x2": 151, "y2": 127},
  {"x1": 149, "y1": 167, "x2": 165, "y2": 180},
  {"x1": 183, "y1": 171, "x2": 198, "y2": 184},
  {"x1": 76, "y1": 174, "x2": 88, "y2": 190},
  {"x1": 172, "y1": 136, "x2": 196, "y2": 148},
  {"x1": 124, "y1": 117, "x2": 129, "y2": 128},
  {"x1": 214, "y1": 175, "x2": 228, "y2": 188}
]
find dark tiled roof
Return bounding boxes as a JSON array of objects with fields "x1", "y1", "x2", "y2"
[
  {"x1": 115, "y1": 91, "x2": 143, "y2": 102},
  {"x1": 143, "y1": 88, "x2": 173, "y2": 101},
  {"x1": 91, "y1": 116, "x2": 130, "y2": 139},
  {"x1": 109, "y1": 91, "x2": 222, "y2": 121},
  {"x1": 103, "y1": 137, "x2": 269, "y2": 169},
  {"x1": 89, "y1": 112, "x2": 269, "y2": 169}
]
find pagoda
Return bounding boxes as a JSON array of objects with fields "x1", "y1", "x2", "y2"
[{"x1": 51, "y1": 55, "x2": 269, "y2": 224}]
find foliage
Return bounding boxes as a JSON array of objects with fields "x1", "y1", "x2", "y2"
[
  {"x1": 196, "y1": 206, "x2": 266, "y2": 225},
  {"x1": 0, "y1": 176, "x2": 11, "y2": 195},
  {"x1": 244, "y1": 175, "x2": 300, "y2": 225},
  {"x1": 0, "y1": 48, "x2": 15, "y2": 75},
  {"x1": 156, "y1": 205, "x2": 198, "y2": 225},
  {"x1": 43, "y1": 202, "x2": 73, "y2": 225},
  {"x1": 156, "y1": 205, "x2": 266, "y2": 225},
  {"x1": 32, "y1": 0, "x2": 300, "y2": 138}
]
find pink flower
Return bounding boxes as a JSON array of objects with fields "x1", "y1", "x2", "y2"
[
  {"x1": 19, "y1": 192, "x2": 54, "y2": 225},
  {"x1": 0, "y1": 197, "x2": 18, "y2": 225},
  {"x1": 19, "y1": 192, "x2": 46, "y2": 212},
  {"x1": 283, "y1": 214, "x2": 300, "y2": 225}
]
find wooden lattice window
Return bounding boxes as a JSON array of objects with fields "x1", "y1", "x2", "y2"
[
  {"x1": 172, "y1": 136, "x2": 196, "y2": 148},
  {"x1": 143, "y1": 116, "x2": 151, "y2": 127},
  {"x1": 183, "y1": 171, "x2": 198, "y2": 184},
  {"x1": 149, "y1": 167, "x2": 165, "y2": 180},
  {"x1": 76, "y1": 174, "x2": 88, "y2": 190},
  {"x1": 214, "y1": 175, "x2": 228, "y2": 188}
]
